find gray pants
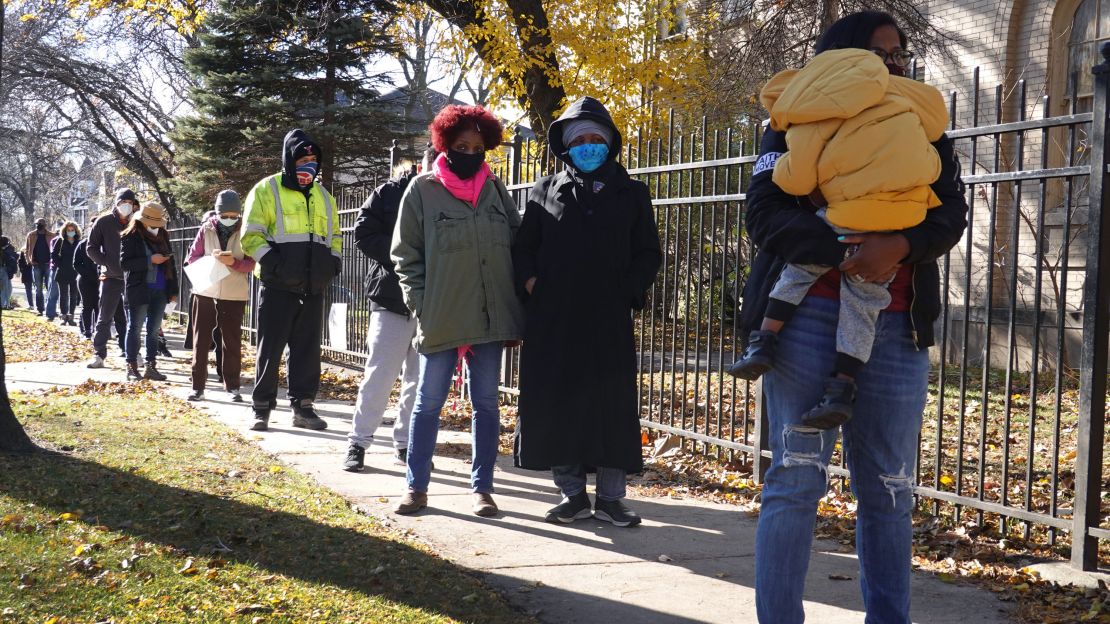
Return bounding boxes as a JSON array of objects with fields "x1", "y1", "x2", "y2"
[
  {"x1": 348, "y1": 309, "x2": 419, "y2": 450},
  {"x1": 92, "y1": 278, "x2": 125, "y2": 359}
]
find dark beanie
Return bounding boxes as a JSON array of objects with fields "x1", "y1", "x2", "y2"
[
  {"x1": 114, "y1": 188, "x2": 137, "y2": 204},
  {"x1": 214, "y1": 189, "x2": 242, "y2": 214}
]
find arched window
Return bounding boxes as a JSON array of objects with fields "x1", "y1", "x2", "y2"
[{"x1": 1066, "y1": 0, "x2": 1110, "y2": 113}]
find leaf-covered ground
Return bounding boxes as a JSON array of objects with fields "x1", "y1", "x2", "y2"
[
  {"x1": 2, "y1": 309, "x2": 89, "y2": 364},
  {"x1": 0, "y1": 380, "x2": 530, "y2": 624}
]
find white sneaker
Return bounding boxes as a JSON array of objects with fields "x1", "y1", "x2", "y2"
[{"x1": 86, "y1": 356, "x2": 105, "y2": 369}]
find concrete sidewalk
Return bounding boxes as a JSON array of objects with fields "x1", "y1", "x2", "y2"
[{"x1": 8, "y1": 328, "x2": 1015, "y2": 623}]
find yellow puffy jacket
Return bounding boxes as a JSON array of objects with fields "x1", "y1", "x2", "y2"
[
  {"x1": 759, "y1": 48, "x2": 949, "y2": 231},
  {"x1": 241, "y1": 173, "x2": 342, "y2": 295}
]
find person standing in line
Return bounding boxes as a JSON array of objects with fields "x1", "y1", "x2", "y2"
[
  {"x1": 391, "y1": 105, "x2": 524, "y2": 517},
  {"x1": 17, "y1": 251, "x2": 33, "y2": 309},
  {"x1": 342, "y1": 146, "x2": 437, "y2": 472},
  {"x1": 87, "y1": 188, "x2": 138, "y2": 368},
  {"x1": 512, "y1": 97, "x2": 663, "y2": 527},
  {"x1": 0, "y1": 236, "x2": 17, "y2": 309},
  {"x1": 240, "y1": 129, "x2": 340, "y2": 432},
  {"x1": 25, "y1": 218, "x2": 55, "y2": 315},
  {"x1": 120, "y1": 203, "x2": 177, "y2": 381},
  {"x1": 185, "y1": 190, "x2": 254, "y2": 403},
  {"x1": 46, "y1": 221, "x2": 82, "y2": 325},
  {"x1": 73, "y1": 221, "x2": 101, "y2": 339}
]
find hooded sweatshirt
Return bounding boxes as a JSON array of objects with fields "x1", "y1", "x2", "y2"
[{"x1": 760, "y1": 48, "x2": 949, "y2": 232}]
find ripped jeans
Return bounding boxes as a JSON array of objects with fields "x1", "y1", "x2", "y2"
[{"x1": 755, "y1": 295, "x2": 929, "y2": 624}]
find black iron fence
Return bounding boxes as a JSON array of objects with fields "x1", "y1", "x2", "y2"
[{"x1": 167, "y1": 48, "x2": 1110, "y2": 570}]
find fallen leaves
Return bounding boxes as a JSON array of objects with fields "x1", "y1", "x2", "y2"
[{"x1": 2, "y1": 309, "x2": 88, "y2": 363}]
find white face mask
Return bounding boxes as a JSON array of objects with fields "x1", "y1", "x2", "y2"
[
  {"x1": 146, "y1": 226, "x2": 160, "y2": 235},
  {"x1": 117, "y1": 203, "x2": 134, "y2": 217},
  {"x1": 218, "y1": 217, "x2": 239, "y2": 227}
]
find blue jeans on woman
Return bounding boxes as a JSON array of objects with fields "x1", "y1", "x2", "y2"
[
  {"x1": 406, "y1": 341, "x2": 503, "y2": 494},
  {"x1": 755, "y1": 295, "x2": 929, "y2": 624},
  {"x1": 126, "y1": 289, "x2": 168, "y2": 364}
]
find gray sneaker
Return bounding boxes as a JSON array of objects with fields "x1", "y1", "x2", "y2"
[{"x1": 86, "y1": 355, "x2": 105, "y2": 369}]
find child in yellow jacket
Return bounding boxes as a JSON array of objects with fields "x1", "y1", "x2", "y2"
[{"x1": 727, "y1": 47, "x2": 949, "y2": 429}]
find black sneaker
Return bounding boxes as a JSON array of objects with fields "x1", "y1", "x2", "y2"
[
  {"x1": 393, "y1": 448, "x2": 407, "y2": 466},
  {"x1": 250, "y1": 409, "x2": 270, "y2": 431},
  {"x1": 726, "y1": 330, "x2": 778, "y2": 380},
  {"x1": 545, "y1": 491, "x2": 593, "y2": 524},
  {"x1": 343, "y1": 444, "x2": 366, "y2": 472},
  {"x1": 801, "y1": 377, "x2": 856, "y2": 430},
  {"x1": 187, "y1": 389, "x2": 205, "y2": 402},
  {"x1": 593, "y1": 498, "x2": 642, "y2": 527},
  {"x1": 292, "y1": 401, "x2": 327, "y2": 431}
]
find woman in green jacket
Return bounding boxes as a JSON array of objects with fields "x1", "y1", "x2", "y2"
[{"x1": 390, "y1": 105, "x2": 524, "y2": 517}]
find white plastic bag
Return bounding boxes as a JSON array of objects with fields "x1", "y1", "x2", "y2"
[
  {"x1": 328, "y1": 302, "x2": 348, "y2": 351},
  {"x1": 184, "y1": 255, "x2": 232, "y2": 293}
]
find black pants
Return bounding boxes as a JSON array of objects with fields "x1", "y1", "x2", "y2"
[
  {"x1": 252, "y1": 286, "x2": 324, "y2": 410},
  {"x1": 77, "y1": 275, "x2": 100, "y2": 337},
  {"x1": 58, "y1": 280, "x2": 79, "y2": 316}
]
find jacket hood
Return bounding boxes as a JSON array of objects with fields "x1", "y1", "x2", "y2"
[
  {"x1": 760, "y1": 49, "x2": 948, "y2": 140},
  {"x1": 281, "y1": 129, "x2": 323, "y2": 191},
  {"x1": 549, "y1": 97, "x2": 623, "y2": 167}
]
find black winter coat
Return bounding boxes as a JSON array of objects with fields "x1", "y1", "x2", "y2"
[
  {"x1": 739, "y1": 128, "x2": 969, "y2": 348},
  {"x1": 49, "y1": 238, "x2": 78, "y2": 284},
  {"x1": 73, "y1": 239, "x2": 98, "y2": 281},
  {"x1": 120, "y1": 230, "x2": 179, "y2": 306},
  {"x1": 511, "y1": 96, "x2": 663, "y2": 473},
  {"x1": 353, "y1": 171, "x2": 416, "y2": 316},
  {"x1": 2, "y1": 245, "x2": 17, "y2": 279},
  {"x1": 17, "y1": 254, "x2": 32, "y2": 286}
]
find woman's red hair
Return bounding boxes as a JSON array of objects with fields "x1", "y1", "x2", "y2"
[{"x1": 429, "y1": 105, "x2": 503, "y2": 153}]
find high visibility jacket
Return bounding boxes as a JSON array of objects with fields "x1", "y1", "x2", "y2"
[{"x1": 241, "y1": 174, "x2": 342, "y2": 295}]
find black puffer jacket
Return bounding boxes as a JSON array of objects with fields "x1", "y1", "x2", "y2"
[
  {"x1": 354, "y1": 170, "x2": 417, "y2": 316},
  {"x1": 120, "y1": 229, "x2": 179, "y2": 306},
  {"x1": 739, "y1": 128, "x2": 968, "y2": 349},
  {"x1": 73, "y1": 239, "x2": 98, "y2": 281},
  {"x1": 50, "y1": 237, "x2": 79, "y2": 284}
]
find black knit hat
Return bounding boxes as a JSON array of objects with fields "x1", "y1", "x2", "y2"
[{"x1": 114, "y1": 188, "x2": 138, "y2": 204}]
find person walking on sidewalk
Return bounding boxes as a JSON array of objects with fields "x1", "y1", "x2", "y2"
[
  {"x1": 185, "y1": 190, "x2": 254, "y2": 403},
  {"x1": 391, "y1": 105, "x2": 524, "y2": 517},
  {"x1": 343, "y1": 148, "x2": 436, "y2": 473},
  {"x1": 512, "y1": 97, "x2": 662, "y2": 528},
  {"x1": 46, "y1": 221, "x2": 82, "y2": 325},
  {"x1": 739, "y1": 12, "x2": 968, "y2": 624},
  {"x1": 120, "y1": 203, "x2": 178, "y2": 381},
  {"x1": 240, "y1": 129, "x2": 340, "y2": 432},
  {"x1": 0, "y1": 237, "x2": 17, "y2": 309},
  {"x1": 87, "y1": 188, "x2": 138, "y2": 368},
  {"x1": 17, "y1": 251, "x2": 33, "y2": 309},
  {"x1": 25, "y1": 218, "x2": 55, "y2": 315},
  {"x1": 73, "y1": 223, "x2": 100, "y2": 339}
]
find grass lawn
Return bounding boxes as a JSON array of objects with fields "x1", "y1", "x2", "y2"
[{"x1": 0, "y1": 380, "x2": 528, "y2": 624}]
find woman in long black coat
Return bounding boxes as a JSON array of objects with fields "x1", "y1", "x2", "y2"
[{"x1": 512, "y1": 96, "x2": 662, "y2": 527}]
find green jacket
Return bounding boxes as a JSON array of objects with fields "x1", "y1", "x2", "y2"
[
  {"x1": 241, "y1": 173, "x2": 342, "y2": 295},
  {"x1": 391, "y1": 172, "x2": 525, "y2": 353}
]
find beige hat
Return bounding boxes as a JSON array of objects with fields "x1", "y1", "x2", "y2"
[{"x1": 136, "y1": 202, "x2": 167, "y2": 229}]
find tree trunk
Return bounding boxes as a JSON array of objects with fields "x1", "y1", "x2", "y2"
[{"x1": 0, "y1": 309, "x2": 37, "y2": 453}]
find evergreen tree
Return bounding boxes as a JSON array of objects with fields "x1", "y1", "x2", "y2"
[{"x1": 169, "y1": 0, "x2": 399, "y2": 213}]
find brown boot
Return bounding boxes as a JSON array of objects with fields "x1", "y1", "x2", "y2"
[
  {"x1": 394, "y1": 491, "x2": 427, "y2": 515},
  {"x1": 473, "y1": 492, "x2": 498, "y2": 517}
]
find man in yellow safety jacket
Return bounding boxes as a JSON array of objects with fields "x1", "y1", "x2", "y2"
[{"x1": 241, "y1": 128, "x2": 342, "y2": 432}]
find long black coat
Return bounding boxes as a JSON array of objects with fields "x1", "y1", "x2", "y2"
[{"x1": 512, "y1": 156, "x2": 662, "y2": 473}]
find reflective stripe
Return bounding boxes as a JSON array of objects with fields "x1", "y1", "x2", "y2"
[
  {"x1": 268, "y1": 178, "x2": 286, "y2": 237},
  {"x1": 243, "y1": 223, "x2": 269, "y2": 235},
  {"x1": 331, "y1": 249, "x2": 342, "y2": 259},
  {"x1": 321, "y1": 189, "x2": 335, "y2": 250},
  {"x1": 253, "y1": 244, "x2": 273, "y2": 260},
  {"x1": 271, "y1": 233, "x2": 313, "y2": 243}
]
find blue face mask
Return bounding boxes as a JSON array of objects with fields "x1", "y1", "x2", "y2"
[
  {"x1": 568, "y1": 143, "x2": 609, "y2": 173},
  {"x1": 295, "y1": 161, "x2": 319, "y2": 186}
]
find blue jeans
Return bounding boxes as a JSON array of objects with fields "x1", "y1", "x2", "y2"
[
  {"x1": 552, "y1": 465, "x2": 627, "y2": 501},
  {"x1": 0, "y1": 271, "x2": 11, "y2": 308},
  {"x1": 755, "y1": 296, "x2": 929, "y2": 624},
  {"x1": 406, "y1": 341, "x2": 503, "y2": 494},
  {"x1": 31, "y1": 265, "x2": 47, "y2": 312},
  {"x1": 125, "y1": 290, "x2": 168, "y2": 364}
]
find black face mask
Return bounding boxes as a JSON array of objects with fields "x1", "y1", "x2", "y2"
[
  {"x1": 446, "y1": 149, "x2": 485, "y2": 180},
  {"x1": 36, "y1": 224, "x2": 44, "y2": 231}
]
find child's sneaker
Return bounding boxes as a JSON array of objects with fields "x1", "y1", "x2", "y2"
[
  {"x1": 726, "y1": 330, "x2": 778, "y2": 380},
  {"x1": 801, "y1": 378, "x2": 856, "y2": 429}
]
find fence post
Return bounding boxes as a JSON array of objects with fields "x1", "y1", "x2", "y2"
[
  {"x1": 389, "y1": 139, "x2": 399, "y2": 171},
  {"x1": 511, "y1": 131, "x2": 523, "y2": 187},
  {"x1": 1073, "y1": 41, "x2": 1110, "y2": 571},
  {"x1": 752, "y1": 380, "x2": 771, "y2": 483}
]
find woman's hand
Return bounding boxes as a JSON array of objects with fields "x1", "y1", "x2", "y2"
[
  {"x1": 214, "y1": 251, "x2": 235, "y2": 266},
  {"x1": 837, "y1": 233, "x2": 909, "y2": 283},
  {"x1": 525, "y1": 276, "x2": 537, "y2": 295},
  {"x1": 151, "y1": 253, "x2": 170, "y2": 265}
]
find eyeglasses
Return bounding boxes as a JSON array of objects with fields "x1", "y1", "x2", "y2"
[{"x1": 871, "y1": 48, "x2": 914, "y2": 68}]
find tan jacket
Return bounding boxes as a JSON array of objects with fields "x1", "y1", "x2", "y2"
[
  {"x1": 25, "y1": 230, "x2": 57, "y2": 266},
  {"x1": 187, "y1": 220, "x2": 252, "y2": 301}
]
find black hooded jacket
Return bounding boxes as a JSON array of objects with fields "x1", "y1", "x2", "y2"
[
  {"x1": 353, "y1": 170, "x2": 417, "y2": 316},
  {"x1": 511, "y1": 96, "x2": 663, "y2": 473},
  {"x1": 280, "y1": 129, "x2": 322, "y2": 192}
]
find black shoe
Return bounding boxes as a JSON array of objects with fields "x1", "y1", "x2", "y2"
[
  {"x1": 593, "y1": 498, "x2": 642, "y2": 527},
  {"x1": 292, "y1": 401, "x2": 328, "y2": 431},
  {"x1": 143, "y1": 362, "x2": 167, "y2": 382},
  {"x1": 187, "y1": 389, "x2": 205, "y2": 402},
  {"x1": 343, "y1": 444, "x2": 366, "y2": 472},
  {"x1": 126, "y1": 361, "x2": 142, "y2": 381},
  {"x1": 250, "y1": 409, "x2": 270, "y2": 431},
  {"x1": 393, "y1": 448, "x2": 407, "y2": 466},
  {"x1": 545, "y1": 491, "x2": 593, "y2": 524},
  {"x1": 801, "y1": 378, "x2": 856, "y2": 429},
  {"x1": 726, "y1": 330, "x2": 778, "y2": 380}
]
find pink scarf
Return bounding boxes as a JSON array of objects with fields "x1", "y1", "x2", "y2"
[{"x1": 433, "y1": 153, "x2": 491, "y2": 208}]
